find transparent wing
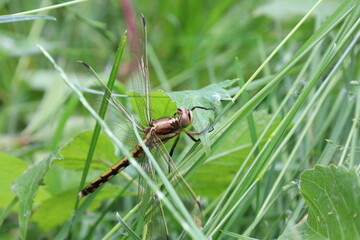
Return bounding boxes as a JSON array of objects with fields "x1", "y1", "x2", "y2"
[
  {"x1": 138, "y1": 137, "x2": 203, "y2": 238},
  {"x1": 75, "y1": 62, "x2": 144, "y2": 147},
  {"x1": 152, "y1": 139, "x2": 204, "y2": 228},
  {"x1": 137, "y1": 155, "x2": 168, "y2": 240},
  {"x1": 128, "y1": 13, "x2": 152, "y2": 125}
]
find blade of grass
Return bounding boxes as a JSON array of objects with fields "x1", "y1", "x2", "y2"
[
  {"x1": 84, "y1": 178, "x2": 135, "y2": 239},
  {"x1": 12, "y1": 0, "x2": 87, "y2": 15},
  {"x1": 244, "y1": 28, "x2": 360, "y2": 236},
  {"x1": 0, "y1": 14, "x2": 56, "y2": 23},
  {"x1": 75, "y1": 31, "x2": 127, "y2": 210},
  {"x1": 50, "y1": 95, "x2": 79, "y2": 149},
  {"x1": 132, "y1": 122, "x2": 207, "y2": 240},
  {"x1": 180, "y1": 0, "x2": 348, "y2": 227},
  {"x1": 116, "y1": 212, "x2": 141, "y2": 240},
  {"x1": 182, "y1": 0, "x2": 355, "y2": 182},
  {"x1": 231, "y1": 0, "x2": 325, "y2": 102},
  {"x1": 203, "y1": 0, "x2": 357, "y2": 237},
  {"x1": 338, "y1": 72, "x2": 360, "y2": 165}
]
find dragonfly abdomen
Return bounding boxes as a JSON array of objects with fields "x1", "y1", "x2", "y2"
[{"x1": 78, "y1": 143, "x2": 145, "y2": 198}]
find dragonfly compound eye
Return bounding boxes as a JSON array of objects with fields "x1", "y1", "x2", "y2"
[{"x1": 178, "y1": 107, "x2": 192, "y2": 128}]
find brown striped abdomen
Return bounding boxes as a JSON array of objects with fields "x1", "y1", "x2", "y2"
[{"x1": 78, "y1": 143, "x2": 145, "y2": 198}]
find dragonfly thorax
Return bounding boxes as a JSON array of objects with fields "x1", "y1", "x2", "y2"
[{"x1": 144, "y1": 107, "x2": 194, "y2": 143}]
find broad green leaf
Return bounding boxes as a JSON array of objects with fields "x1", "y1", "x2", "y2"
[
  {"x1": 32, "y1": 188, "x2": 78, "y2": 232},
  {"x1": 32, "y1": 184, "x2": 133, "y2": 231},
  {"x1": 168, "y1": 80, "x2": 232, "y2": 152},
  {"x1": 128, "y1": 90, "x2": 177, "y2": 126},
  {"x1": 189, "y1": 110, "x2": 280, "y2": 198},
  {"x1": 13, "y1": 152, "x2": 54, "y2": 240},
  {"x1": 129, "y1": 80, "x2": 231, "y2": 128},
  {"x1": 168, "y1": 80, "x2": 232, "y2": 128},
  {"x1": 279, "y1": 165, "x2": 360, "y2": 240},
  {"x1": 279, "y1": 221, "x2": 327, "y2": 240},
  {"x1": 128, "y1": 82, "x2": 231, "y2": 154},
  {"x1": 150, "y1": 90, "x2": 178, "y2": 120},
  {"x1": 0, "y1": 152, "x2": 28, "y2": 208},
  {"x1": 168, "y1": 80, "x2": 232, "y2": 108},
  {"x1": 55, "y1": 130, "x2": 119, "y2": 171}
]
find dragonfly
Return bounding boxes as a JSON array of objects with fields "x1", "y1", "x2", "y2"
[{"x1": 77, "y1": 14, "x2": 213, "y2": 239}]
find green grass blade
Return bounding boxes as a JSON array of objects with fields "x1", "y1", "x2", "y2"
[
  {"x1": 0, "y1": 14, "x2": 56, "y2": 23},
  {"x1": 75, "y1": 32, "x2": 127, "y2": 210}
]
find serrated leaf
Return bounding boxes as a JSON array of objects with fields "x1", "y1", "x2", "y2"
[
  {"x1": 279, "y1": 221, "x2": 327, "y2": 240},
  {"x1": 168, "y1": 80, "x2": 232, "y2": 108},
  {"x1": 13, "y1": 152, "x2": 54, "y2": 240},
  {"x1": 55, "y1": 130, "x2": 119, "y2": 171},
  {"x1": 168, "y1": 80, "x2": 232, "y2": 152},
  {"x1": 127, "y1": 82, "x2": 231, "y2": 154},
  {"x1": 189, "y1": 110, "x2": 280, "y2": 198},
  {"x1": 0, "y1": 152, "x2": 28, "y2": 208},
  {"x1": 279, "y1": 165, "x2": 360, "y2": 240}
]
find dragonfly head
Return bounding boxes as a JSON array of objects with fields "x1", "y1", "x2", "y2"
[
  {"x1": 177, "y1": 106, "x2": 214, "y2": 129},
  {"x1": 177, "y1": 107, "x2": 193, "y2": 128}
]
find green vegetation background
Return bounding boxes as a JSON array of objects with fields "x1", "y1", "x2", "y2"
[{"x1": 0, "y1": 0, "x2": 359, "y2": 239}]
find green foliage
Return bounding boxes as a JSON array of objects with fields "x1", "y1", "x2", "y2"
[
  {"x1": 0, "y1": 0, "x2": 359, "y2": 239},
  {"x1": 56, "y1": 130, "x2": 119, "y2": 171},
  {"x1": 302, "y1": 165, "x2": 360, "y2": 239},
  {"x1": 190, "y1": 110, "x2": 280, "y2": 198},
  {"x1": 13, "y1": 153, "x2": 53, "y2": 239},
  {"x1": 279, "y1": 165, "x2": 360, "y2": 240},
  {"x1": 0, "y1": 152, "x2": 28, "y2": 208}
]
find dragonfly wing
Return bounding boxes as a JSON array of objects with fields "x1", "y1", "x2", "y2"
[
  {"x1": 75, "y1": 62, "x2": 144, "y2": 146},
  {"x1": 137, "y1": 156, "x2": 169, "y2": 240},
  {"x1": 128, "y1": 13, "x2": 152, "y2": 125},
  {"x1": 151, "y1": 138, "x2": 204, "y2": 230}
]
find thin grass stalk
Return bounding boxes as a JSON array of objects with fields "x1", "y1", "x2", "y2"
[
  {"x1": 205, "y1": 2, "x2": 358, "y2": 236},
  {"x1": 75, "y1": 32, "x2": 127, "y2": 211},
  {"x1": 134, "y1": 131, "x2": 206, "y2": 239},
  {"x1": 184, "y1": 0, "x2": 355, "y2": 183},
  {"x1": 205, "y1": 0, "x2": 348, "y2": 225},
  {"x1": 232, "y1": 0, "x2": 325, "y2": 102},
  {"x1": 244, "y1": 29, "x2": 360, "y2": 235},
  {"x1": 205, "y1": 44, "x2": 317, "y2": 226}
]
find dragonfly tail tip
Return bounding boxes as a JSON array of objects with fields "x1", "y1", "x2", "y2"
[{"x1": 78, "y1": 191, "x2": 84, "y2": 199}]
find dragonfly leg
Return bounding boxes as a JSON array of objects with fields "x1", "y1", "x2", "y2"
[
  {"x1": 168, "y1": 134, "x2": 180, "y2": 173},
  {"x1": 184, "y1": 121, "x2": 214, "y2": 142},
  {"x1": 190, "y1": 106, "x2": 214, "y2": 111},
  {"x1": 185, "y1": 132, "x2": 200, "y2": 142},
  {"x1": 188, "y1": 106, "x2": 215, "y2": 135},
  {"x1": 169, "y1": 134, "x2": 181, "y2": 157},
  {"x1": 184, "y1": 122, "x2": 214, "y2": 135}
]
